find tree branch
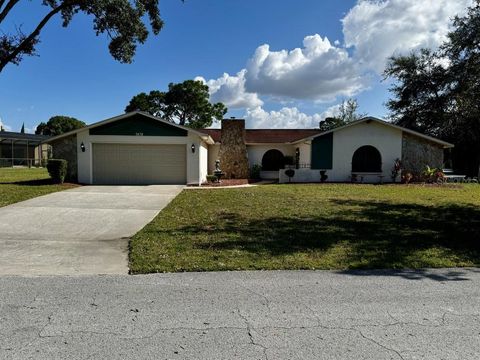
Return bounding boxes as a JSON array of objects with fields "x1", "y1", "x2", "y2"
[
  {"x1": 0, "y1": 0, "x2": 20, "y2": 24},
  {"x1": 0, "y1": 2, "x2": 70, "y2": 72}
]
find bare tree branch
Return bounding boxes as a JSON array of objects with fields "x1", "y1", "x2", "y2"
[
  {"x1": 0, "y1": 0, "x2": 165, "y2": 73},
  {"x1": 0, "y1": 0, "x2": 20, "y2": 24},
  {"x1": 0, "y1": 2, "x2": 69, "y2": 72}
]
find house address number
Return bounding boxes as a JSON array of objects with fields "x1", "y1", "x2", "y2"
[{"x1": 135, "y1": 132, "x2": 144, "y2": 136}]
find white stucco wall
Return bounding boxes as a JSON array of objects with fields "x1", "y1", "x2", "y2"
[
  {"x1": 279, "y1": 168, "x2": 322, "y2": 183},
  {"x1": 297, "y1": 142, "x2": 311, "y2": 166},
  {"x1": 199, "y1": 141, "x2": 208, "y2": 184},
  {"x1": 247, "y1": 144, "x2": 296, "y2": 167},
  {"x1": 77, "y1": 129, "x2": 90, "y2": 184},
  {"x1": 77, "y1": 129, "x2": 204, "y2": 184},
  {"x1": 331, "y1": 121, "x2": 402, "y2": 182},
  {"x1": 279, "y1": 121, "x2": 403, "y2": 183},
  {"x1": 208, "y1": 143, "x2": 297, "y2": 174},
  {"x1": 247, "y1": 144, "x2": 296, "y2": 179}
]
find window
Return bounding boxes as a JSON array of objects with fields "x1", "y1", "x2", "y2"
[
  {"x1": 352, "y1": 145, "x2": 382, "y2": 172},
  {"x1": 262, "y1": 149, "x2": 285, "y2": 171}
]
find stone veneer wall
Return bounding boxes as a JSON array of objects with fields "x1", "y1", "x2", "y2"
[
  {"x1": 218, "y1": 119, "x2": 249, "y2": 179},
  {"x1": 51, "y1": 134, "x2": 78, "y2": 182},
  {"x1": 402, "y1": 132, "x2": 444, "y2": 176}
]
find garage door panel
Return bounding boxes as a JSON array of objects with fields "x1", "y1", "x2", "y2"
[{"x1": 92, "y1": 144, "x2": 186, "y2": 185}]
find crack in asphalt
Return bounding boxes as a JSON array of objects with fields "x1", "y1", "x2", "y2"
[
  {"x1": 357, "y1": 329, "x2": 406, "y2": 360},
  {"x1": 31, "y1": 310, "x2": 469, "y2": 337},
  {"x1": 8, "y1": 304, "x2": 478, "y2": 360},
  {"x1": 236, "y1": 283, "x2": 272, "y2": 313},
  {"x1": 237, "y1": 309, "x2": 269, "y2": 360},
  {"x1": 302, "y1": 303, "x2": 409, "y2": 360},
  {"x1": 37, "y1": 313, "x2": 54, "y2": 339}
]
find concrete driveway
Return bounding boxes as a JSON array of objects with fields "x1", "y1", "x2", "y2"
[{"x1": 0, "y1": 185, "x2": 183, "y2": 275}]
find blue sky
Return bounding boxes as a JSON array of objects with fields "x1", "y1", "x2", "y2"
[{"x1": 0, "y1": 0, "x2": 471, "y2": 132}]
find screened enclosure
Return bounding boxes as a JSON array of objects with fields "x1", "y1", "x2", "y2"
[{"x1": 0, "y1": 131, "x2": 50, "y2": 167}]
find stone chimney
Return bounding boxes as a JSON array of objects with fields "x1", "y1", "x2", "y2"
[{"x1": 218, "y1": 118, "x2": 249, "y2": 179}]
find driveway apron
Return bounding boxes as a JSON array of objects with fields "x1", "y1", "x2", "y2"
[{"x1": 0, "y1": 185, "x2": 183, "y2": 275}]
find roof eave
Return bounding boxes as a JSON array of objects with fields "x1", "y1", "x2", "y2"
[
  {"x1": 291, "y1": 117, "x2": 455, "y2": 148},
  {"x1": 42, "y1": 111, "x2": 212, "y2": 143}
]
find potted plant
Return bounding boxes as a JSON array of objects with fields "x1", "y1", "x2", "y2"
[
  {"x1": 285, "y1": 169, "x2": 295, "y2": 183},
  {"x1": 320, "y1": 170, "x2": 328, "y2": 183}
]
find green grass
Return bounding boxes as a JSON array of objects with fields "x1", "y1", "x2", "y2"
[
  {"x1": 0, "y1": 167, "x2": 78, "y2": 207},
  {"x1": 130, "y1": 184, "x2": 480, "y2": 273}
]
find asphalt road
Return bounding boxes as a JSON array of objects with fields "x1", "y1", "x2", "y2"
[{"x1": 1, "y1": 269, "x2": 479, "y2": 359}]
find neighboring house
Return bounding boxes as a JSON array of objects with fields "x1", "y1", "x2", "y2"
[
  {"x1": 42, "y1": 111, "x2": 453, "y2": 185},
  {"x1": 0, "y1": 131, "x2": 50, "y2": 167}
]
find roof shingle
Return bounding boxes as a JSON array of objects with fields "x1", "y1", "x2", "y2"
[{"x1": 200, "y1": 129, "x2": 322, "y2": 144}]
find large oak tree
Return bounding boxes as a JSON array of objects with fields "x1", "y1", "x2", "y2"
[
  {"x1": 125, "y1": 80, "x2": 228, "y2": 129},
  {"x1": 0, "y1": 0, "x2": 166, "y2": 73},
  {"x1": 384, "y1": 0, "x2": 480, "y2": 176},
  {"x1": 36, "y1": 115, "x2": 85, "y2": 136}
]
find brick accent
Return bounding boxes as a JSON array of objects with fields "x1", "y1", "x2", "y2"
[
  {"x1": 218, "y1": 119, "x2": 249, "y2": 179},
  {"x1": 51, "y1": 134, "x2": 78, "y2": 182},
  {"x1": 402, "y1": 132, "x2": 444, "y2": 176}
]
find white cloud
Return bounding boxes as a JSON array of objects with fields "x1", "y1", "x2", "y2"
[
  {"x1": 244, "y1": 35, "x2": 367, "y2": 102},
  {"x1": 318, "y1": 104, "x2": 342, "y2": 120},
  {"x1": 195, "y1": 70, "x2": 263, "y2": 109},
  {"x1": 0, "y1": 117, "x2": 12, "y2": 131},
  {"x1": 200, "y1": 34, "x2": 367, "y2": 107},
  {"x1": 200, "y1": 0, "x2": 471, "y2": 128},
  {"x1": 343, "y1": 0, "x2": 472, "y2": 72},
  {"x1": 244, "y1": 105, "x2": 341, "y2": 129}
]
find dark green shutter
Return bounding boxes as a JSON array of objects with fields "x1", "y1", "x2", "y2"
[{"x1": 311, "y1": 133, "x2": 333, "y2": 169}]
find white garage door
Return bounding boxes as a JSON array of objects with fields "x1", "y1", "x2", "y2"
[{"x1": 92, "y1": 143, "x2": 187, "y2": 185}]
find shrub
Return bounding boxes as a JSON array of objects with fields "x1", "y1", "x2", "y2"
[
  {"x1": 47, "y1": 159, "x2": 67, "y2": 184},
  {"x1": 402, "y1": 171, "x2": 413, "y2": 184},
  {"x1": 206, "y1": 175, "x2": 218, "y2": 183},
  {"x1": 435, "y1": 170, "x2": 445, "y2": 183},
  {"x1": 250, "y1": 164, "x2": 262, "y2": 179},
  {"x1": 422, "y1": 166, "x2": 445, "y2": 183}
]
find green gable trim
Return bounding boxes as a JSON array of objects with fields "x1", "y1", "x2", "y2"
[
  {"x1": 89, "y1": 113, "x2": 188, "y2": 137},
  {"x1": 311, "y1": 133, "x2": 333, "y2": 169}
]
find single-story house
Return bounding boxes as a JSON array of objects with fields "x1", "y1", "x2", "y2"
[{"x1": 43, "y1": 111, "x2": 453, "y2": 185}]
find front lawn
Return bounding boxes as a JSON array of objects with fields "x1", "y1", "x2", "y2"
[
  {"x1": 129, "y1": 184, "x2": 480, "y2": 273},
  {"x1": 0, "y1": 168, "x2": 78, "y2": 207}
]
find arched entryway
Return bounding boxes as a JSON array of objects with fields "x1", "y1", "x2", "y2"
[
  {"x1": 352, "y1": 145, "x2": 382, "y2": 172},
  {"x1": 262, "y1": 149, "x2": 285, "y2": 171}
]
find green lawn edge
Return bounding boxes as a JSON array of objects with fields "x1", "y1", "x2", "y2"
[
  {"x1": 0, "y1": 168, "x2": 78, "y2": 207},
  {"x1": 129, "y1": 184, "x2": 480, "y2": 273}
]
